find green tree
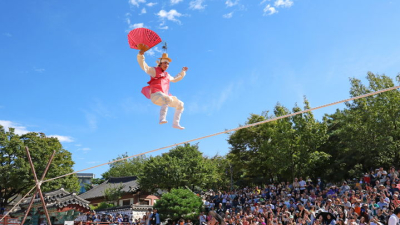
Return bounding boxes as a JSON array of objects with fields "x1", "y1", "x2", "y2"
[
  {"x1": 154, "y1": 188, "x2": 202, "y2": 222},
  {"x1": 84, "y1": 178, "x2": 105, "y2": 192},
  {"x1": 102, "y1": 153, "x2": 147, "y2": 180},
  {"x1": 90, "y1": 202, "x2": 115, "y2": 211},
  {"x1": 207, "y1": 155, "x2": 232, "y2": 190},
  {"x1": 138, "y1": 143, "x2": 219, "y2": 193},
  {"x1": 227, "y1": 97, "x2": 329, "y2": 184},
  {"x1": 103, "y1": 184, "x2": 123, "y2": 203},
  {"x1": 321, "y1": 73, "x2": 400, "y2": 181},
  {"x1": 0, "y1": 126, "x2": 80, "y2": 208}
]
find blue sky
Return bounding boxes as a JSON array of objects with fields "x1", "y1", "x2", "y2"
[{"x1": 1, "y1": 0, "x2": 399, "y2": 178}]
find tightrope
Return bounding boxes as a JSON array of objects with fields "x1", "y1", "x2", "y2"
[{"x1": 42, "y1": 85, "x2": 400, "y2": 184}]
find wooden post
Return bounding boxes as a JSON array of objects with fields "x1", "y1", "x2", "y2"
[{"x1": 20, "y1": 147, "x2": 55, "y2": 225}]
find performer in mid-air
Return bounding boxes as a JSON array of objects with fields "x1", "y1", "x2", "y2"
[{"x1": 137, "y1": 49, "x2": 188, "y2": 130}]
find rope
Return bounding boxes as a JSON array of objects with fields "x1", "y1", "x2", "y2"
[
  {"x1": 43, "y1": 85, "x2": 400, "y2": 184},
  {"x1": 0, "y1": 185, "x2": 36, "y2": 222}
]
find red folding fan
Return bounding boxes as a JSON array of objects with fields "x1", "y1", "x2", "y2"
[{"x1": 128, "y1": 28, "x2": 162, "y2": 52}]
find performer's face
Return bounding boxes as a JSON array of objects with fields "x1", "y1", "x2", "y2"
[{"x1": 160, "y1": 62, "x2": 169, "y2": 71}]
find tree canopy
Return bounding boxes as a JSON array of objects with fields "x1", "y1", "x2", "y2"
[
  {"x1": 227, "y1": 72, "x2": 400, "y2": 184},
  {"x1": 0, "y1": 127, "x2": 80, "y2": 208},
  {"x1": 319, "y1": 73, "x2": 400, "y2": 181},
  {"x1": 138, "y1": 143, "x2": 225, "y2": 193},
  {"x1": 154, "y1": 188, "x2": 202, "y2": 222},
  {"x1": 102, "y1": 153, "x2": 147, "y2": 180}
]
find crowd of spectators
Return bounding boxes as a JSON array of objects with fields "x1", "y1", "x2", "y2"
[
  {"x1": 79, "y1": 211, "x2": 130, "y2": 224},
  {"x1": 75, "y1": 166, "x2": 400, "y2": 225},
  {"x1": 201, "y1": 166, "x2": 400, "y2": 225},
  {"x1": 79, "y1": 208, "x2": 160, "y2": 225}
]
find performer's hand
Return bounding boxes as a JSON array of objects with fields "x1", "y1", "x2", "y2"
[
  {"x1": 182, "y1": 67, "x2": 188, "y2": 71},
  {"x1": 139, "y1": 50, "x2": 145, "y2": 55}
]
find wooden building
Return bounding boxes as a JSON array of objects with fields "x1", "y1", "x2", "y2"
[
  {"x1": 12, "y1": 188, "x2": 90, "y2": 225},
  {"x1": 78, "y1": 176, "x2": 159, "y2": 207}
]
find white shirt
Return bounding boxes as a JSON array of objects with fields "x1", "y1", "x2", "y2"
[
  {"x1": 199, "y1": 215, "x2": 207, "y2": 223},
  {"x1": 299, "y1": 180, "x2": 306, "y2": 190},
  {"x1": 137, "y1": 54, "x2": 186, "y2": 82},
  {"x1": 388, "y1": 214, "x2": 399, "y2": 225}
]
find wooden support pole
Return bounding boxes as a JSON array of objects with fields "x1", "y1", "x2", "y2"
[{"x1": 21, "y1": 147, "x2": 55, "y2": 225}]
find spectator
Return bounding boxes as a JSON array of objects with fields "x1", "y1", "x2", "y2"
[
  {"x1": 107, "y1": 214, "x2": 114, "y2": 223},
  {"x1": 123, "y1": 214, "x2": 130, "y2": 223},
  {"x1": 388, "y1": 207, "x2": 400, "y2": 225},
  {"x1": 101, "y1": 214, "x2": 107, "y2": 222},
  {"x1": 392, "y1": 194, "x2": 400, "y2": 208},
  {"x1": 339, "y1": 181, "x2": 350, "y2": 196},
  {"x1": 389, "y1": 183, "x2": 400, "y2": 195},
  {"x1": 359, "y1": 203, "x2": 370, "y2": 223},
  {"x1": 93, "y1": 215, "x2": 101, "y2": 223},
  {"x1": 149, "y1": 208, "x2": 160, "y2": 225},
  {"x1": 208, "y1": 211, "x2": 226, "y2": 225},
  {"x1": 199, "y1": 212, "x2": 207, "y2": 224},
  {"x1": 299, "y1": 177, "x2": 306, "y2": 194},
  {"x1": 140, "y1": 215, "x2": 147, "y2": 225},
  {"x1": 378, "y1": 197, "x2": 389, "y2": 209}
]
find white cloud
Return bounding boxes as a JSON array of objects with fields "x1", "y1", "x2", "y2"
[
  {"x1": 153, "y1": 46, "x2": 163, "y2": 53},
  {"x1": 82, "y1": 147, "x2": 91, "y2": 152},
  {"x1": 189, "y1": 0, "x2": 206, "y2": 10},
  {"x1": 85, "y1": 111, "x2": 97, "y2": 130},
  {"x1": 34, "y1": 67, "x2": 45, "y2": 73},
  {"x1": 147, "y1": 2, "x2": 157, "y2": 6},
  {"x1": 274, "y1": 0, "x2": 293, "y2": 8},
  {"x1": 130, "y1": 23, "x2": 144, "y2": 29},
  {"x1": 157, "y1": 9, "x2": 183, "y2": 23},
  {"x1": 159, "y1": 25, "x2": 169, "y2": 30},
  {"x1": 260, "y1": 0, "x2": 268, "y2": 4},
  {"x1": 0, "y1": 120, "x2": 73, "y2": 143},
  {"x1": 146, "y1": 48, "x2": 156, "y2": 56},
  {"x1": 214, "y1": 83, "x2": 235, "y2": 110},
  {"x1": 0, "y1": 120, "x2": 30, "y2": 135},
  {"x1": 48, "y1": 135, "x2": 74, "y2": 143},
  {"x1": 226, "y1": 0, "x2": 239, "y2": 7},
  {"x1": 125, "y1": 13, "x2": 145, "y2": 31},
  {"x1": 223, "y1": 12, "x2": 234, "y2": 18},
  {"x1": 263, "y1": 4, "x2": 277, "y2": 15},
  {"x1": 141, "y1": 8, "x2": 147, "y2": 14},
  {"x1": 171, "y1": 0, "x2": 183, "y2": 5},
  {"x1": 129, "y1": 0, "x2": 146, "y2": 7},
  {"x1": 145, "y1": 46, "x2": 163, "y2": 56}
]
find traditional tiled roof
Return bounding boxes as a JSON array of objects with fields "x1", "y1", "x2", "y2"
[
  {"x1": 78, "y1": 176, "x2": 139, "y2": 200},
  {"x1": 18, "y1": 188, "x2": 90, "y2": 211},
  {"x1": 46, "y1": 193, "x2": 90, "y2": 209}
]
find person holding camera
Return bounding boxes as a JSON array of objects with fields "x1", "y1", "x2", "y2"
[{"x1": 149, "y1": 208, "x2": 160, "y2": 225}]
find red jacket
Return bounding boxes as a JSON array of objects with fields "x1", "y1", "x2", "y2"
[{"x1": 142, "y1": 67, "x2": 170, "y2": 99}]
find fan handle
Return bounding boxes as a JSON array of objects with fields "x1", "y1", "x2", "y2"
[{"x1": 137, "y1": 43, "x2": 150, "y2": 52}]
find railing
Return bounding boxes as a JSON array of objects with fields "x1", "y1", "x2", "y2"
[
  {"x1": 75, "y1": 222, "x2": 135, "y2": 225},
  {"x1": 0, "y1": 215, "x2": 20, "y2": 225}
]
